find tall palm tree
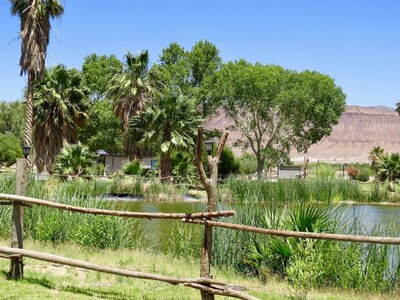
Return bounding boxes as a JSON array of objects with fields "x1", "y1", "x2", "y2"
[
  {"x1": 33, "y1": 65, "x2": 89, "y2": 173},
  {"x1": 108, "y1": 50, "x2": 158, "y2": 159},
  {"x1": 10, "y1": 0, "x2": 64, "y2": 165},
  {"x1": 130, "y1": 89, "x2": 202, "y2": 180}
]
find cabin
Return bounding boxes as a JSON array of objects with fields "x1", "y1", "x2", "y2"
[
  {"x1": 277, "y1": 166, "x2": 303, "y2": 179},
  {"x1": 96, "y1": 150, "x2": 158, "y2": 173}
]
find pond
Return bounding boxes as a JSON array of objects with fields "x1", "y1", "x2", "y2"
[{"x1": 111, "y1": 200, "x2": 400, "y2": 247}]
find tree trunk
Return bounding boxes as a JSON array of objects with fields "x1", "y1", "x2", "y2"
[
  {"x1": 160, "y1": 131, "x2": 172, "y2": 182},
  {"x1": 256, "y1": 158, "x2": 265, "y2": 179},
  {"x1": 24, "y1": 72, "x2": 34, "y2": 168},
  {"x1": 193, "y1": 127, "x2": 228, "y2": 300},
  {"x1": 200, "y1": 176, "x2": 218, "y2": 300},
  {"x1": 160, "y1": 151, "x2": 171, "y2": 181}
]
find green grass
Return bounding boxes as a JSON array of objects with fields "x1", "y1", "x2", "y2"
[
  {"x1": 0, "y1": 240, "x2": 398, "y2": 300},
  {"x1": 1, "y1": 173, "x2": 400, "y2": 297}
]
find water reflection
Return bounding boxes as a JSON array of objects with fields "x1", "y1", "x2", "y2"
[{"x1": 335, "y1": 203, "x2": 400, "y2": 233}]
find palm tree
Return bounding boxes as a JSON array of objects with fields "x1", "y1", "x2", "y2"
[
  {"x1": 377, "y1": 153, "x2": 400, "y2": 191},
  {"x1": 130, "y1": 89, "x2": 202, "y2": 180},
  {"x1": 33, "y1": 65, "x2": 89, "y2": 173},
  {"x1": 396, "y1": 101, "x2": 400, "y2": 115},
  {"x1": 368, "y1": 146, "x2": 385, "y2": 173},
  {"x1": 108, "y1": 50, "x2": 158, "y2": 159},
  {"x1": 53, "y1": 143, "x2": 95, "y2": 177},
  {"x1": 377, "y1": 153, "x2": 400, "y2": 181},
  {"x1": 10, "y1": 0, "x2": 64, "y2": 165}
]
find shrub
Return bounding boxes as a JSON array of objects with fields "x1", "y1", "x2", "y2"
[
  {"x1": 357, "y1": 172, "x2": 370, "y2": 182},
  {"x1": 219, "y1": 147, "x2": 240, "y2": 177},
  {"x1": 53, "y1": 143, "x2": 96, "y2": 176},
  {"x1": 122, "y1": 160, "x2": 145, "y2": 176},
  {"x1": 346, "y1": 166, "x2": 360, "y2": 180},
  {"x1": 238, "y1": 153, "x2": 258, "y2": 177}
]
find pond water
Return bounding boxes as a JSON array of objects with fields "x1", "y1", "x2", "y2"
[
  {"x1": 335, "y1": 203, "x2": 400, "y2": 232},
  {"x1": 111, "y1": 200, "x2": 400, "y2": 247}
]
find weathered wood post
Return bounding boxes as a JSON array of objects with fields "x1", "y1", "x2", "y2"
[
  {"x1": 193, "y1": 126, "x2": 228, "y2": 300},
  {"x1": 9, "y1": 158, "x2": 27, "y2": 279}
]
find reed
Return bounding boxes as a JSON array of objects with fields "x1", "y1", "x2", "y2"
[
  {"x1": 211, "y1": 202, "x2": 400, "y2": 293},
  {"x1": 222, "y1": 177, "x2": 395, "y2": 203}
]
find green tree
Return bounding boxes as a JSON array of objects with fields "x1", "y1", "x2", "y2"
[
  {"x1": 0, "y1": 101, "x2": 24, "y2": 141},
  {"x1": 206, "y1": 60, "x2": 346, "y2": 178},
  {"x1": 152, "y1": 40, "x2": 222, "y2": 116},
  {"x1": 82, "y1": 53, "x2": 123, "y2": 101},
  {"x1": 130, "y1": 89, "x2": 202, "y2": 179},
  {"x1": 33, "y1": 65, "x2": 90, "y2": 173},
  {"x1": 189, "y1": 40, "x2": 221, "y2": 88},
  {"x1": 53, "y1": 143, "x2": 95, "y2": 177},
  {"x1": 238, "y1": 153, "x2": 258, "y2": 177},
  {"x1": 78, "y1": 99, "x2": 123, "y2": 154},
  {"x1": 108, "y1": 50, "x2": 158, "y2": 159},
  {"x1": 10, "y1": 0, "x2": 64, "y2": 162},
  {"x1": 0, "y1": 133, "x2": 23, "y2": 166},
  {"x1": 154, "y1": 42, "x2": 191, "y2": 94}
]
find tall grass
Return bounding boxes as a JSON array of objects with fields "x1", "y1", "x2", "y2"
[
  {"x1": 222, "y1": 177, "x2": 400, "y2": 203},
  {"x1": 211, "y1": 202, "x2": 400, "y2": 294},
  {"x1": 0, "y1": 175, "x2": 145, "y2": 249}
]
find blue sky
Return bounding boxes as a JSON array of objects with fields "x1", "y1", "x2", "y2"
[{"x1": 1, "y1": 0, "x2": 399, "y2": 107}]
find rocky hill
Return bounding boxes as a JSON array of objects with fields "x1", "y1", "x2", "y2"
[{"x1": 206, "y1": 106, "x2": 400, "y2": 163}]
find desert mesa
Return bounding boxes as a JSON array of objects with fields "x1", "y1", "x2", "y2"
[{"x1": 207, "y1": 105, "x2": 400, "y2": 163}]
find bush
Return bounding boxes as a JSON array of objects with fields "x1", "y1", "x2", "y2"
[
  {"x1": 238, "y1": 153, "x2": 258, "y2": 177},
  {"x1": 122, "y1": 160, "x2": 146, "y2": 176},
  {"x1": 0, "y1": 133, "x2": 22, "y2": 166},
  {"x1": 219, "y1": 147, "x2": 240, "y2": 177},
  {"x1": 53, "y1": 143, "x2": 96, "y2": 176},
  {"x1": 357, "y1": 172, "x2": 370, "y2": 182},
  {"x1": 346, "y1": 166, "x2": 360, "y2": 180}
]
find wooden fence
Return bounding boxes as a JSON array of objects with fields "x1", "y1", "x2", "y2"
[
  {"x1": 2, "y1": 129, "x2": 400, "y2": 299},
  {"x1": 2, "y1": 193, "x2": 400, "y2": 300}
]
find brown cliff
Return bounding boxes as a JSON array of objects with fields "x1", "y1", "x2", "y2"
[{"x1": 206, "y1": 106, "x2": 400, "y2": 163}]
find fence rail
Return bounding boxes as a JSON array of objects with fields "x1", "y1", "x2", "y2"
[
  {"x1": 0, "y1": 194, "x2": 234, "y2": 219},
  {"x1": 183, "y1": 218, "x2": 400, "y2": 245},
  {"x1": 2, "y1": 192, "x2": 400, "y2": 299},
  {"x1": 0, "y1": 245, "x2": 256, "y2": 300}
]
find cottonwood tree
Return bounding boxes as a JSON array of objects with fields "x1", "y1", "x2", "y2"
[
  {"x1": 206, "y1": 60, "x2": 346, "y2": 178},
  {"x1": 153, "y1": 40, "x2": 221, "y2": 116},
  {"x1": 82, "y1": 53, "x2": 123, "y2": 101}
]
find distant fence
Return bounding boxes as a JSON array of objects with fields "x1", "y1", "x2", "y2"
[{"x1": 1, "y1": 193, "x2": 400, "y2": 299}]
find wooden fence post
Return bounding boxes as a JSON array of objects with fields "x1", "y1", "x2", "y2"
[
  {"x1": 9, "y1": 158, "x2": 27, "y2": 279},
  {"x1": 194, "y1": 127, "x2": 228, "y2": 300}
]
